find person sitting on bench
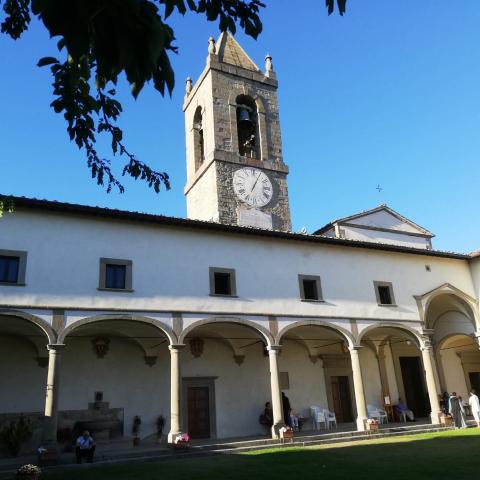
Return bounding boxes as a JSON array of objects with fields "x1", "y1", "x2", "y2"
[{"x1": 76, "y1": 430, "x2": 96, "y2": 463}]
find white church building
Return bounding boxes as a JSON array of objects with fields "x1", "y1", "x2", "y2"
[{"x1": 1, "y1": 33, "x2": 480, "y2": 450}]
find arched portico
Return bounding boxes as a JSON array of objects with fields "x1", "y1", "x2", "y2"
[
  {"x1": 57, "y1": 316, "x2": 173, "y2": 446},
  {"x1": 178, "y1": 318, "x2": 272, "y2": 439}
]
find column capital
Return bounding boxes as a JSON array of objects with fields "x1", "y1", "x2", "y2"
[
  {"x1": 421, "y1": 340, "x2": 433, "y2": 351},
  {"x1": 169, "y1": 344, "x2": 186, "y2": 352},
  {"x1": 267, "y1": 345, "x2": 282, "y2": 353},
  {"x1": 349, "y1": 345, "x2": 362, "y2": 353},
  {"x1": 47, "y1": 344, "x2": 65, "y2": 352}
]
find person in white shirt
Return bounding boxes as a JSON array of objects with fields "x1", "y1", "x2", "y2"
[
  {"x1": 75, "y1": 430, "x2": 96, "y2": 463},
  {"x1": 468, "y1": 389, "x2": 480, "y2": 427}
]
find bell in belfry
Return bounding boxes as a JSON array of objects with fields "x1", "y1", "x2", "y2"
[{"x1": 237, "y1": 105, "x2": 253, "y2": 127}]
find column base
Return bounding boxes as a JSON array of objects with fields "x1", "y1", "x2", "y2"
[
  {"x1": 167, "y1": 430, "x2": 182, "y2": 444},
  {"x1": 430, "y1": 411, "x2": 441, "y2": 425},
  {"x1": 356, "y1": 417, "x2": 367, "y2": 432},
  {"x1": 271, "y1": 423, "x2": 282, "y2": 439}
]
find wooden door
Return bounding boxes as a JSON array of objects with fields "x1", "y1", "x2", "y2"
[
  {"x1": 331, "y1": 376, "x2": 353, "y2": 422},
  {"x1": 469, "y1": 372, "x2": 480, "y2": 393},
  {"x1": 400, "y1": 356, "x2": 429, "y2": 417},
  {"x1": 187, "y1": 386, "x2": 210, "y2": 439}
]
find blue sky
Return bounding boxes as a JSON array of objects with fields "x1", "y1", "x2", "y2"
[{"x1": 1, "y1": 1, "x2": 479, "y2": 253}]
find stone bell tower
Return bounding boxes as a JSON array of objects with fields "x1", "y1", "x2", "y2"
[{"x1": 183, "y1": 32, "x2": 291, "y2": 232}]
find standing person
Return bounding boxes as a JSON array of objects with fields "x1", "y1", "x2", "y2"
[
  {"x1": 75, "y1": 430, "x2": 96, "y2": 464},
  {"x1": 458, "y1": 396, "x2": 468, "y2": 428},
  {"x1": 281, "y1": 392, "x2": 292, "y2": 427},
  {"x1": 469, "y1": 389, "x2": 480, "y2": 427},
  {"x1": 449, "y1": 392, "x2": 465, "y2": 429}
]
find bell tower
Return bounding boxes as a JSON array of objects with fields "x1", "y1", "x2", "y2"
[{"x1": 183, "y1": 32, "x2": 291, "y2": 232}]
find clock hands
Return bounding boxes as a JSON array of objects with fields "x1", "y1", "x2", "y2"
[{"x1": 250, "y1": 172, "x2": 261, "y2": 193}]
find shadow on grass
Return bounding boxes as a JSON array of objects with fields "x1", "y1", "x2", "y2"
[{"x1": 4, "y1": 429, "x2": 480, "y2": 480}]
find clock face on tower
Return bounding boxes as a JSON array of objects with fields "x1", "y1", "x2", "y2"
[{"x1": 233, "y1": 168, "x2": 273, "y2": 207}]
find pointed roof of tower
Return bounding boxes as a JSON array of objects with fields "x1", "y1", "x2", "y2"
[{"x1": 215, "y1": 31, "x2": 260, "y2": 72}]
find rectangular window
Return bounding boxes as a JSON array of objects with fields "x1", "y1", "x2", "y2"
[
  {"x1": 105, "y1": 264, "x2": 126, "y2": 289},
  {"x1": 99, "y1": 258, "x2": 133, "y2": 291},
  {"x1": 0, "y1": 255, "x2": 19, "y2": 283},
  {"x1": 298, "y1": 275, "x2": 323, "y2": 301},
  {"x1": 209, "y1": 267, "x2": 237, "y2": 296},
  {"x1": 0, "y1": 250, "x2": 27, "y2": 286},
  {"x1": 374, "y1": 281, "x2": 396, "y2": 306}
]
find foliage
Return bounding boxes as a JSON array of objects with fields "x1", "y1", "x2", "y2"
[
  {"x1": 156, "y1": 415, "x2": 166, "y2": 435},
  {"x1": 132, "y1": 415, "x2": 142, "y2": 436},
  {"x1": 0, "y1": 1, "x2": 346, "y2": 195},
  {"x1": 0, "y1": 196, "x2": 14, "y2": 217},
  {"x1": 0, "y1": 415, "x2": 33, "y2": 457}
]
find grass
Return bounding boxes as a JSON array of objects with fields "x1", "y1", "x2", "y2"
[{"x1": 4, "y1": 429, "x2": 480, "y2": 479}]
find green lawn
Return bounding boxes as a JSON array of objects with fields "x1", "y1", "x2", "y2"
[{"x1": 5, "y1": 429, "x2": 480, "y2": 480}]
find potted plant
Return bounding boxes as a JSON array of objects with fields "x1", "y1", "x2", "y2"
[
  {"x1": 132, "y1": 416, "x2": 141, "y2": 446},
  {"x1": 173, "y1": 433, "x2": 190, "y2": 450},
  {"x1": 16, "y1": 464, "x2": 41, "y2": 480},
  {"x1": 156, "y1": 415, "x2": 165, "y2": 443}
]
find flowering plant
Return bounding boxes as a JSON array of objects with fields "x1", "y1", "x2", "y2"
[
  {"x1": 174, "y1": 433, "x2": 190, "y2": 444},
  {"x1": 17, "y1": 464, "x2": 41, "y2": 475},
  {"x1": 366, "y1": 419, "x2": 378, "y2": 425},
  {"x1": 279, "y1": 426, "x2": 293, "y2": 433}
]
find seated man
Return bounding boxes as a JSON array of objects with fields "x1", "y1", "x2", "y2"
[
  {"x1": 396, "y1": 399, "x2": 415, "y2": 421},
  {"x1": 76, "y1": 430, "x2": 96, "y2": 464}
]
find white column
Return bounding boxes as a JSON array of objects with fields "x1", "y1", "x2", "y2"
[
  {"x1": 168, "y1": 344, "x2": 184, "y2": 443},
  {"x1": 267, "y1": 346, "x2": 283, "y2": 438},
  {"x1": 350, "y1": 347, "x2": 368, "y2": 431},
  {"x1": 44, "y1": 344, "x2": 65, "y2": 444},
  {"x1": 421, "y1": 344, "x2": 441, "y2": 424}
]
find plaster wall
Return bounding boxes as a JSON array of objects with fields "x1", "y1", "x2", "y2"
[
  {"x1": 181, "y1": 338, "x2": 270, "y2": 439},
  {"x1": 277, "y1": 340, "x2": 329, "y2": 420},
  {"x1": 58, "y1": 337, "x2": 171, "y2": 439},
  {"x1": 185, "y1": 166, "x2": 219, "y2": 222},
  {"x1": 349, "y1": 210, "x2": 421, "y2": 233},
  {"x1": 0, "y1": 335, "x2": 47, "y2": 413},
  {"x1": 0, "y1": 210, "x2": 474, "y2": 323},
  {"x1": 439, "y1": 349, "x2": 469, "y2": 398},
  {"x1": 342, "y1": 226, "x2": 429, "y2": 249}
]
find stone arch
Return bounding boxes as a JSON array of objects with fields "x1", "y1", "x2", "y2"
[
  {"x1": 58, "y1": 314, "x2": 177, "y2": 345},
  {"x1": 179, "y1": 316, "x2": 273, "y2": 347},
  {"x1": 276, "y1": 320, "x2": 355, "y2": 348},
  {"x1": 0, "y1": 310, "x2": 56, "y2": 344},
  {"x1": 357, "y1": 323, "x2": 423, "y2": 348},
  {"x1": 415, "y1": 283, "x2": 478, "y2": 330}
]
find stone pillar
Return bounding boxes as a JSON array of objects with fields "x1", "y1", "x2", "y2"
[
  {"x1": 350, "y1": 347, "x2": 368, "y2": 431},
  {"x1": 421, "y1": 344, "x2": 442, "y2": 424},
  {"x1": 267, "y1": 346, "x2": 283, "y2": 438},
  {"x1": 44, "y1": 344, "x2": 65, "y2": 444},
  {"x1": 168, "y1": 344, "x2": 185, "y2": 443}
]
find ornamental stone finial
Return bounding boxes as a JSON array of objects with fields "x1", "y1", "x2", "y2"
[
  {"x1": 208, "y1": 36, "x2": 216, "y2": 54},
  {"x1": 265, "y1": 53, "x2": 273, "y2": 72},
  {"x1": 185, "y1": 77, "x2": 192, "y2": 95}
]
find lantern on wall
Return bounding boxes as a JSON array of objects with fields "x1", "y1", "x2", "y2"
[
  {"x1": 189, "y1": 337, "x2": 204, "y2": 358},
  {"x1": 92, "y1": 337, "x2": 110, "y2": 359}
]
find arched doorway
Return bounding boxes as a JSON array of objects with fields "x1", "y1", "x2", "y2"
[
  {"x1": 59, "y1": 318, "x2": 171, "y2": 444},
  {"x1": 180, "y1": 320, "x2": 271, "y2": 439},
  {"x1": 277, "y1": 323, "x2": 356, "y2": 426}
]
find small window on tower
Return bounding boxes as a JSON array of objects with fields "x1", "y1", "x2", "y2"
[
  {"x1": 193, "y1": 106, "x2": 204, "y2": 170},
  {"x1": 209, "y1": 267, "x2": 237, "y2": 296},
  {"x1": 374, "y1": 281, "x2": 396, "y2": 306}
]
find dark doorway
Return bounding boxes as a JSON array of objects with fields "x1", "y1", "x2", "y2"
[
  {"x1": 331, "y1": 376, "x2": 354, "y2": 422},
  {"x1": 187, "y1": 386, "x2": 211, "y2": 439},
  {"x1": 400, "y1": 356, "x2": 429, "y2": 417},
  {"x1": 469, "y1": 372, "x2": 480, "y2": 393}
]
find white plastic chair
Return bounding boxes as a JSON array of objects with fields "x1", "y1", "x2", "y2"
[
  {"x1": 367, "y1": 405, "x2": 388, "y2": 424},
  {"x1": 322, "y1": 409, "x2": 338, "y2": 429},
  {"x1": 310, "y1": 406, "x2": 327, "y2": 430}
]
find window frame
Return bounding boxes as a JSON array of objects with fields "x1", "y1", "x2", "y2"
[
  {"x1": 0, "y1": 249, "x2": 27, "y2": 286},
  {"x1": 209, "y1": 267, "x2": 237, "y2": 297},
  {"x1": 373, "y1": 281, "x2": 396, "y2": 306},
  {"x1": 298, "y1": 274, "x2": 323, "y2": 302},
  {"x1": 98, "y1": 258, "x2": 133, "y2": 292}
]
